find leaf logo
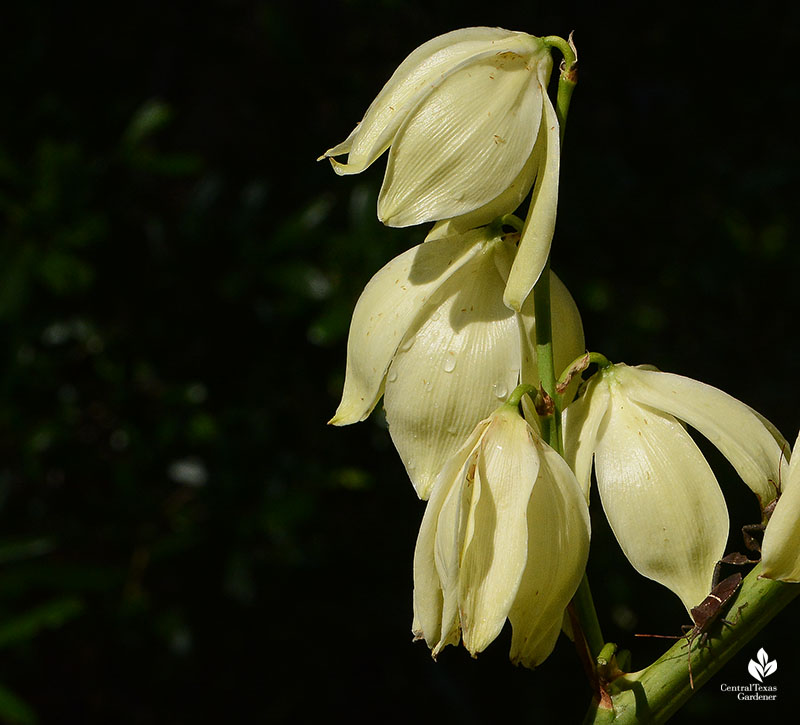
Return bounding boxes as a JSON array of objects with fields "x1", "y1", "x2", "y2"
[{"x1": 748, "y1": 648, "x2": 777, "y2": 682}]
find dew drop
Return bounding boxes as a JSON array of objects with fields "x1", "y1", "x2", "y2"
[
  {"x1": 493, "y1": 382, "x2": 508, "y2": 399},
  {"x1": 387, "y1": 369, "x2": 398, "y2": 383},
  {"x1": 424, "y1": 380, "x2": 433, "y2": 392},
  {"x1": 430, "y1": 310, "x2": 441, "y2": 322},
  {"x1": 442, "y1": 354, "x2": 456, "y2": 373},
  {"x1": 399, "y1": 335, "x2": 416, "y2": 352}
]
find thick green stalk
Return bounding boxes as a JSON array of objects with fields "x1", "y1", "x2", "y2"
[{"x1": 585, "y1": 565, "x2": 800, "y2": 723}]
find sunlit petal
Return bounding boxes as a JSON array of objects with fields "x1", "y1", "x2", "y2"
[
  {"x1": 509, "y1": 439, "x2": 590, "y2": 667},
  {"x1": 761, "y1": 431, "x2": 800, "y2": 581},
  {"x1": 619, "y1": 366, "x2": 789, "y2": 508},
  {"x1": 379, "y1": 47, "x2": 548, "y2": 226},
  {"x1": 384, "y1": 238, "x2": 522, "y2": 498},
  {"x1": 330, "y1": 231, "x2": 485, "y2": 425},
  {"x1": 459, "y1": 410, "x2": 540, "y2": 653},
  {"x1": 503, "y1": 63, "x2": 560, "y2": 311},
  {"x1": 594, "y1": 387, "x2": 728, "y2": 612}
]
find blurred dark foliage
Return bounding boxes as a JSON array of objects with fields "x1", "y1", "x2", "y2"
[{"x1": 0, "y1": 0, "x2": 797, "y2": 722}]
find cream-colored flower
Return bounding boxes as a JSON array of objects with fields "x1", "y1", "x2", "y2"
[
  {"x1": 760, "y1": 431, "x2": 799, "y2": 581},
  {"x1": 412, "y1": 404, "x2": 590, "y2": 667},
  {"x1": 320, "y1": 27, "x2": 560, "y2": 310},
  {"x1": 330, "y1": 226, "x2": 584, "y2": 499},
  {"x1": 563, "y1": 363, "x2": 788, "y2": 612}
]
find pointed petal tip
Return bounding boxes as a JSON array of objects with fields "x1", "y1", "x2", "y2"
[
  {"x1": 327, "y1": 405, "x2": 365, "y2": 426},
  {"x1": 502, "y1": 289, "x2": 523, "y2": 312}
]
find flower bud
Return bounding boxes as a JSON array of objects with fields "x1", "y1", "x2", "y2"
[{"x1": 412, "y1": 405, "x2": 590, "y2": 666}]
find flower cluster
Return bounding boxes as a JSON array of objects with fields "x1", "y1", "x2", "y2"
[{"x1": 322, "y1": 26, "x2": 793, "y2": 672}]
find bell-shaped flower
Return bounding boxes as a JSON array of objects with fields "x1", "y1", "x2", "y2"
[
  {"x1": 329, "y1": 225, "x2": 584, "y2": 499},
  {"x1": 319, "y1": 27, "x2": 560, "y2": 309},
  {"x1": 563, "y1": 363, "x2": 788, "y2": 612},
  {"x1": 760, "y1": 431, "x2": 799, "y2": 582},
  {"x1": 412, "y1": 404, "x2": 590, "y2": 666}
]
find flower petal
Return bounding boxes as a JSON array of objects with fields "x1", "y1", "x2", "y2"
[
  {"x1": 419, "y1": 140, "x2": 542, "y2": 239},
  {"x1": 384, "y1": 238, "x2": 522, "y2": 498},
  {"x1": 321, "y1": 28, "x2": 527, "y2": 175},
  {"x1": 413, "y1": 420, "x2": 486, "y2": 649},
  {"x1": 562, "y1": 375, "x2": 611, "y2": 499},
  {"x1": 330, "y1": 231, "x2": 485, "y2": 425},
  {"x1": 458, "y1": 410, "x2": 540, "y2": 654},
  {"x1": 761, "y1": 431, "x2": 800, "y2": 581},
  {"x1": 508, "y1": 438, "x2": 590, "y2": 667},
  {"x1": 378, "y1": 44, "x2": 549, "y2": 226},
  {"x1": 503, "y1": 63, "x2": 560, "y2": 311},
  {"x1": 618, "y1": 366, "x2": 789, "y2": 508},
  {"x1": 594, "y1": 386, "x2": 729, "y2": 612}
]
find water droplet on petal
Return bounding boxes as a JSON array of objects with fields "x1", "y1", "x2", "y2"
[
  {"x1": 442, "y1": 354, "x2": 456, "y2": 373},
  {"x1": 424, "y1": 380, "x2": 433, "y2": 392},
  {"x1": 493, "y1": 382, "x2": 508, "y2": 399},
  {"x1": 399, "y1": 335, "x2": 416, "y2": 352},
  {"x1": 387, "y1": 369, "x2": 398, "y2": 383}
]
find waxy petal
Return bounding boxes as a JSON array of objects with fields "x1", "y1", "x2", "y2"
[
  {"x1": 594, "y1": 388, "x2": 729, "y2": 612},
  {"x1": 384, "y1": 238, "x2": 523, "y2": 499},
  {"x1": 509, "y1": 439, "x2": 590, "y2": 667},
  {"x1": 330, "y1": 231, "x2": 486, "y2": 425},
  {"x1": 503, "y1": 62, "x2": 560, "y2": 311},
  {"x1": 562, "y1": 375, "x2": 611, "y2": 499},
  {"x1": 412, "y1": 420, "x2": 486, "y2": 650},
  {"x1": 422, "y1": 141, "x2": 543, "y2": 241},
  {"x1": 321, "y1": 27, "x2": 539, "y2": 175},
  {"x1": 459, "y1": 410, "x2": 540, "y2": 654},
  {"x1": 378, "y1": 46, "x2": 548, "y2": 226},
  {"x1": 618, "y1": 366, "x2": 789, "y2": 508},
  {"x1": 761, "y1": 431, "x2": 800, "y2": 581}
]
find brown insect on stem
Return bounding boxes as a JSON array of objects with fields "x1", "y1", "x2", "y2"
[{"x1": 635, "y1": 555, "x2": 747, "y2": 689}]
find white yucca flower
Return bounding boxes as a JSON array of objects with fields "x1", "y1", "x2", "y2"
[
  {"x1": 329, "y1": 226, "x2": 584, "y2": 499},
  {"x1": 760, "y1": 431, "x2": 799, "y2": 582},
  {"x1": 413, "y1": 404, "x2": 590, "y2": 667},
  {"x1": 563, "y1": 363, "x2": 788, "y2": 612},
  {"x1": 319, "y1": 27, "x2": 561, "y2": 310}
]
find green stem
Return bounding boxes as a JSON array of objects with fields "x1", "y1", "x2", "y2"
[
  {"x1": 505, "y1": 383, "x2": 537, "y2": 409},
  {"x1": 531, "y1": 32, "x2": 605, "y2": 663},
  {"x1": 533, "y1": 258, "x2": 559, "y2": 449},
  {"x1": 543, "y1": 34, "x2": 578, "y2": 146},
  {"x1": 589, "y1": 564, "x2": 800, "y2": 723},
  {"x1": 573, "y1": 575, "x2": 605, "y2": 658}
]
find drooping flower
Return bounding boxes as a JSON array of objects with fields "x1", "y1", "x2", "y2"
[
  {"x1": 329, "y1": 225, "x2": 584, "y2": 499},
  {"x1": 412, "y1": 404, "x2": 590, "y2": 667},
  {"x1": 319, "y1": 27, "x2": 561, "y2": 310},
  {"x1": 760, "y1": 431, "x2": 799, "y2": 582},
  {"x1": 563, "y1": 363, "x2": 788, "y2": 612}
]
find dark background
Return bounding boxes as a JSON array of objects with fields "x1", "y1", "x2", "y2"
[{"x1": 0, "y1": 0, "x2": 797, "y2": 722}]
